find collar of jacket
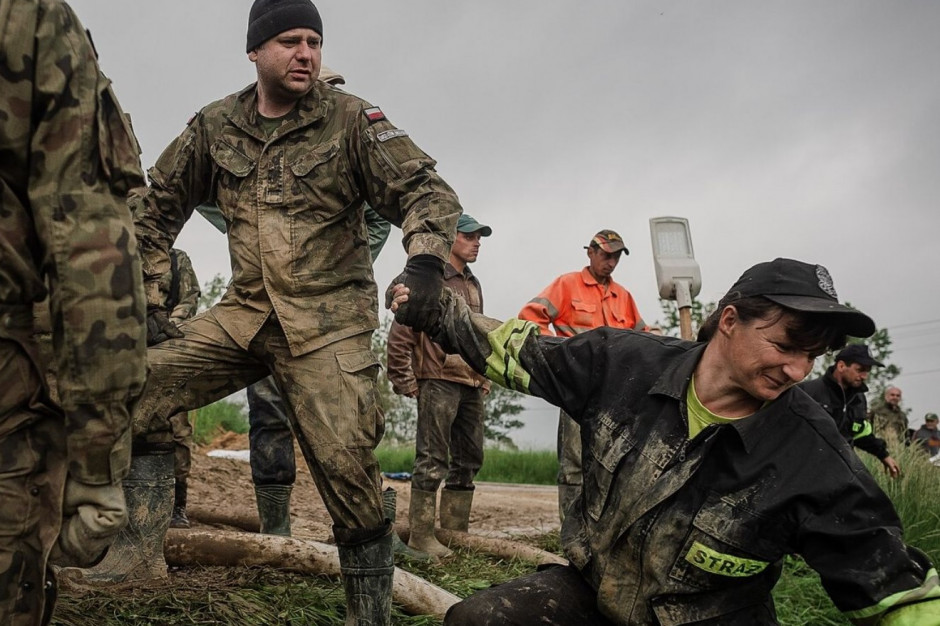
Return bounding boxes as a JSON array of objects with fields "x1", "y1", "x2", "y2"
[
  {"x1": 444, "y1": 262, "x2": 474, "y2": 280},
  {"x1": 647, "y1": 340, "x2": 791, "y2": 454},
  {"x1": 224, "y1": 81, "x2": 329, "y2": 143},
  {"x1": 579, "y1": 266, "x2": 622, "y2": 294}
]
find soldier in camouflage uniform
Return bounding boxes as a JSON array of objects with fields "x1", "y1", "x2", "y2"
[
  {"x1": 0, "y1": 1, "x2": 148, "y2": 623},
  {"x1": 869, "y1": 386, "x2": 909, "y2": 445},
  {"x1": 77, "y1": 1, "x2": 461, "y2": 622},
  {"x1": 162, "y1": 249, "x2": 200, "y2": 529}
]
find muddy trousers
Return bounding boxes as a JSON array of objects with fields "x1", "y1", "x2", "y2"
[
  {"x1": 0, "y1": 338, "x2": 69, "y2": 626},
  {"x1": 411, "y1": 379, "x2": 485, "y2": 493},
  {"x1": 134, "y1": 311, "x2": 385, "y2": 532},
  {"x1": 444, "y1": 564, "x2": 614, "y2": 626},
  {"x1": 246, "y1": 375, "x2": 296, "y2": 487}
]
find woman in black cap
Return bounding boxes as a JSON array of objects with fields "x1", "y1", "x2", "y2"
[{"x1": 390, "y1": 258, "x2": 939, "y2": 625}]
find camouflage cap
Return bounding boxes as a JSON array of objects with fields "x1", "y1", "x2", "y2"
[
  {"x1": 585, "y1": 229, "x2": 628, "y2": 255},
  {"x1": 926, "y1": 413, "x2": 939, "y2": 422}
]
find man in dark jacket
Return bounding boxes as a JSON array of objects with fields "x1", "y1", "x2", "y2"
[{"x1": 799, "y1": 344, "x2": 900, "y2": 477}]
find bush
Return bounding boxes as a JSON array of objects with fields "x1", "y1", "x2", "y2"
[
  {"x1": 191, "y1": 399, "x2": 249, "y2": 446},
  {"x1": 376, "y1": 445, "x2": 557, "y2": 485}
]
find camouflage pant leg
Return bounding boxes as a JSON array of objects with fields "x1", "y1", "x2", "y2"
[
  {"x1": 444, "y1": 564, "x2": 615, "y2": 626},
  {"x1": 411, "y1": 379, "x2": 484, "y2": 493},
  {"x1": 246, "y1": 376, "x2": 296, "y2": 486},
  {"x1": 133, "y1": 310, "x2": 268, "y2": 448},
  {"x1": 557, "y1": 409, "x2": 582, "y2": 486},
  {"x1": 0, "y1": 341, "x2": 66, "y2": 626},
  {"x1": 168, "y1": 412, "x2": 193, "y2": 480},
  {"x1": 257, "y1": 328, "x2": 384, "y2": 531}
]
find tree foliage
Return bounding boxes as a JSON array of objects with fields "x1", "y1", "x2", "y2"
[
  {"x1": 198, "y1": 273, "x2": 229, "y2": 312},
  {"x1": 371, "y1": 314, "x2": 525, "y2": 447}
]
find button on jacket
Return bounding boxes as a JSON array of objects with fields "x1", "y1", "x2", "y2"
[
  {"x1": 432, "y1": 292, "x2": 938, "y2": 625},
  {"x1": 799, "y1": 366, "x2": 889, "y2": 460},
  {"x1": 134, "y1": 81, "x2": 460, "y2": 356},
  {"x1": 519, "y1": 267, "x2": 647, "y2": 337},
  {"x1": 387, "y1": 263, "x2": 489, "y2": 395}
]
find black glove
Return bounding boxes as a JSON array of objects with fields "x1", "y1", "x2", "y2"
[
  {"x1": 146, "y1": 307, "x2": 184, "y2": 346},
  {"x1": 385, "y1": 255, "x2": 444, "y2": 334}
]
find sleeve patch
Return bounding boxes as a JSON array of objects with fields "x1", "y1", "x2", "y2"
[
  {"x1": 364, "y1": 107, "x2": 386, "y2": 123},
  {"x1": 377, "y1": 129, "x2": 408, "y2": 143}
]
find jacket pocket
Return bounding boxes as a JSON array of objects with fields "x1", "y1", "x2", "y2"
[
  {"x1": 571, "y1": 300, "x2": 597, "y2": 328},
  {"x1": 287, "y1": 139, "x2": 355, "y2": 219},
  {"x1": 336, "y1": 349, "x2": 382, "y2": 447},
  {"x1": 669, "y1": 491, "x2": 783, "y2": 590},
  {"x1": 584, "y1": 414, "x2": 636, "y2": 521},
  {"x1": 210, "y1": 139, "x2": 255, "y2": 221},
  {"x1": 95, "y1": 76, "x2": 144, "y2": 196}
]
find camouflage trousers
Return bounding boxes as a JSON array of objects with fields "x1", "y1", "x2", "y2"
[
  {"x1": 444, "y1": 564, "x2": 615, "y2": 625},
  {"x1": 169, "y1": 412, "x2": 193, "y2": 480},
  {"x1": 0, "y1": 338, "x2": 66, "y2": 626},
  {"x1": 134, "y1": 310, "x2": 385, "y2": 530},
  {"x1": 246, "y1": 376, "x2": 296, "y2": 486},
  {"x1": 411, "y1": 379, "x2": 484, "y2": 493}
]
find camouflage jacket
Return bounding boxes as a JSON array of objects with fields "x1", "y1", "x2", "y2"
[
  {"x1": 428, "y1": 290, "x2": 939, "y2": 625},
  {"x1": 134, "y1": 81, "x2": 461, "y2": 356},
  {"x1": 868, "y1": 397, "x2": 909, "y2": 444},
  {"x1": 165, "y1": 249, "x2": 200, "y2": 325},
  {"x1": 0, "y1": 0, "x2": 147, "y2": 484}
]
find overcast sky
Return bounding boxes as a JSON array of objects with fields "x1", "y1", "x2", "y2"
[{"x1": 69, "y1": 0, "x2": 940, "y2": 448}]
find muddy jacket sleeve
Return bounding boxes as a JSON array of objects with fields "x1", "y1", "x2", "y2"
[
  {"x1": 386, "y1": 321, "x2": 419, "y2": 396},
  {"x1": 167, "y1": 249, "x2": 201, "y2": 324},
  {"x1": 3, "y1": 0, "x2": 149, "y2": 485}
]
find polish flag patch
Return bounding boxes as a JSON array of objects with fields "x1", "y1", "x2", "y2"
[{"x1": 364, "y1": 107, "x2": 386, "y2": 123}]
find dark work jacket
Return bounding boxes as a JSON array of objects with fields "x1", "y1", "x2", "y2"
[
  {"x1": 431, "y1": 293, "x2": 936, "y2": 625},
  {"x1": 798, "y1": 367, "x2": 889, "y2": 460}
]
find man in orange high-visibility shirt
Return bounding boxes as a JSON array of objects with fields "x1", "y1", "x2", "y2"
[{"x1": 518, "y1": 229, "x2": 648, "y2": 520}]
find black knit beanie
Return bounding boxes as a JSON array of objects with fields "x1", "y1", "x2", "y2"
[{"x1": 246, "y1": 0, "x2": 322, "y2": 53}]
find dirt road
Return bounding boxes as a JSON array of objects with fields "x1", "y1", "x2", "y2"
[{"x1": 191, "y1": 434, "x2": 560, "y2": 541}]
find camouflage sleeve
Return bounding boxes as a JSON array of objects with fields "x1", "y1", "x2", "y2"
[
  {"x1": 347, "y1": 104, "x2": 461, "y2": 262},
  {"x1": 168, "y1": 249, "x2": 201, "y2": 323},
  {"x1": 133, "y1": 112, "x2": 215, "y2": 308},
  {"x1": 25, "y1": 0, "x2": 148, "y2": 485},
  {"x1": 364, "y1": 204, "x2": 392, "y2": 262}
]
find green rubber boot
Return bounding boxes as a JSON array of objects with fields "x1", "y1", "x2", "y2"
[
  {"x1": 382, "y1": 487, "x2": 431, "y2": 562},
  {"x1": 407, "y1": 489, "x2": 452, "y2": 559},
  {"x1": 439, "y1": 488, "x2": 474, "y2": 532},
  {"x1": 254, "y1": 484, "x2": 292, "y2": 536},
  {"x1": 335, "y1": 523, "x2": 394, "y2": 626}
]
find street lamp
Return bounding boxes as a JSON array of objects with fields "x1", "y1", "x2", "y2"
[{"x1": 649, "y1": 217, "x2": 701, "y2": 340}]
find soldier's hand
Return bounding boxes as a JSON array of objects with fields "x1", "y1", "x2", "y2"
[
  {"x1": 385, "y1": 255, "x2": 444, "y2": 334},
  {"x1": 49, "y1": 480, "x2": 127, "y2": 568},
  {"x1": 146, "y1": 307, "x2": 184, "y2": 346}
]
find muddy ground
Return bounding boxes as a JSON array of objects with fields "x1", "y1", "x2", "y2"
[{"x1": 191, "y1": 432, "x2": 561, "y2": 541}]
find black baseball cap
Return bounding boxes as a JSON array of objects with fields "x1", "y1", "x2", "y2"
[
  {"x1": 835, "y1": 344, "x2": 884, "y2": 368},
  {"x1": 727, "y1": 258, "x2": 876, "y2": 338}
]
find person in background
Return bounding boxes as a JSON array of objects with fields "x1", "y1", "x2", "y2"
[
  {"x1": 911, "y1": 412, "x2": 940, "y2": 458},
  {"x1": 390, "y1": 257, "x2": 940, "y2": 625},
  {"x1": 518, "y1": 229, "x2": 648, "y2": 520},
  {"x1": 71, "y1": 2, "x2": 462, "y2": 624},
  {"x1": 0, "y1": 1, "x2": 148, "y2": 622},
  {"x1": 799, "y1": 343, "x2": 901, "y2": 478},
  {"x1": 163, "y1": 248, "x2": 201, "y2": 529},
  {"x1": 387, "y1": 214, "x2": 493, "y2": 559},
  {"x1": 869, "y1": 386, "x2": 909, "y2": 445}
]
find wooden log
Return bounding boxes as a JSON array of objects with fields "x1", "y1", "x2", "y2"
[
  {"x1": 164, "y1": 528, "x2": 460, "y2": 619},
  {"x1": 188, "y1": 505, "x2": 260, "y2": 532},
  {"x1": 395, "y1": 524, "x2": 566, "y2": 567}
]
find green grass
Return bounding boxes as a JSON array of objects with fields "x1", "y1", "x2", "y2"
[
  {"x1": 190, "y1": 399, "x2": 249, "y2": 446},
  {"x1": 376, "y1": 445, "x2": 558, "y2": 485}
]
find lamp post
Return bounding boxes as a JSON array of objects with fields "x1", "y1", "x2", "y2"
[{"x1": 649, "y1": 217, "x2": 701, "y2": 340}]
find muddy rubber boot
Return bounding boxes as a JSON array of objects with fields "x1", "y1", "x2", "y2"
[
  {"x1": 558, "y1": 483, "x2": 581, "y2": 522},
  {"x1": 170, "y1": 478, "x2": 190, "y2": 529},
  {"x1": 335, "y1": 523, "x2": 394, "y2": 626},
  {"x1": 60, "y1": 452, "x2": 174, "y2": 583},
  {"x1": 255, "y1": 484, "x2": 292, "y2": 536},
  {"x1": 382, "y1": 487, "x2": 431, "y2": 562},
  {"x1": 407, "y1": 489, "x2": 452, "y2": 559},
  {"x1": 439, "y1": 488, "x2": 474, "y2": 532}
]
